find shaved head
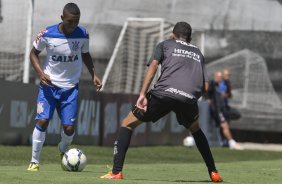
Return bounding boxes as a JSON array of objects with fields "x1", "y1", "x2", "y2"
[
  {"x1": 60, "y1": 3, "x2": 80, "y2": 34},
  {"x1": 63, "y1": 3, "x2": 80, "y2": 16}
]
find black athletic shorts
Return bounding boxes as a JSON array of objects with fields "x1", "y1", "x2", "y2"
[{"x1": 132, "y1": 91, "x2": 199, "y2": 129}]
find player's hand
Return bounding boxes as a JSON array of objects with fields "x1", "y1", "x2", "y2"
[
  {"x1": 93, "y1": 75, "x2": 102, "y2": 91},
  {"x1": 40, "y1": 73, "x2": 51, "y2": 86},
  {"x1": 136, "y1": 95, "x2": 147, "y2": 112}
]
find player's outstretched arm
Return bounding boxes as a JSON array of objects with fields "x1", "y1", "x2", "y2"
[
  {"x1": 82, "y1": 52, "x2": 102, "y2": 91},
  {"x1": 136, "y1": 60, "x2": 159, "y2": 112},
  {"x1": 30, "y1": 47, "x2": 51, "y2": 85}
]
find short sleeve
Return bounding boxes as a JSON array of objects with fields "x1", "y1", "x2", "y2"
[
  {"x1": 33, "y1": 29, "x2": 47, "y2": 51},
  {"x1": 81, "y1": 31, "x2": 89, "y2": 53},
  {"x1": 147, "y1": 42, "x2": 164, "y2": 66}
]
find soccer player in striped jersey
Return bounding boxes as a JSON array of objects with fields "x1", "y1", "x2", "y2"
[{"x1": 27, "y1": 3, "x2": 102, "y2": 171}]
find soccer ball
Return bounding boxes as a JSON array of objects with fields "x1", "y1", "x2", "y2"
[
  {"x1": 62, "y1": 148, "x2": 87, "y2": 172},
  {"x1": 183, "y1": 136, "x2": 195, "y2": 147}
]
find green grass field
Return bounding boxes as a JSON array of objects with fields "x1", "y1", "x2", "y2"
[{"x1": 0, "y1": 145, "x2": 281, "y2": 184}]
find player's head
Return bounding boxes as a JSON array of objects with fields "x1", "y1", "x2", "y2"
[
  {"x1": 172, "y1": 22, "x2": 192, "y2": 42},
  {"x1": 61, "y1": 3, "x2": 80, "y2": 34},
  {"x1": 214, "y1": 71, "x2": 222, "y2": 83}
]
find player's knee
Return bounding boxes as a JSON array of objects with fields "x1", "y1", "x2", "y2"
[
  {"x1": 36, "y1": 119, "x2": 49, "y2": 129},
  {"x1": 63, "y1": 125, "x2": 75, "y2": 136},
  {"x1": 121, "y1": 112, "x2": 142, "y2": 130},
  {"x1": 189, "y1": 120, "x2": 200, "y2": 133},
  {"x1": 121, "y1": 120, "x2": 140, "y2": 130}
]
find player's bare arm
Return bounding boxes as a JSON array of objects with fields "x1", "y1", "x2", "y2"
[
  {"x1": 136, "y1": 59, "x2": 159, "y2": 112},
  {"x1": 29, "y1": 47, "x2": 51, "y2": 86},
  {"x1": 82, "y1": 52, "x2": 102, "y2": 91},
  {"x1": 204, "y1": 81, "x2": 209, "y2": 92}
]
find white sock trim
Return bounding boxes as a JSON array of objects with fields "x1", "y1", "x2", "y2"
[{"x1": 59, "y1": 131, "x2": 75, "y2": 153}]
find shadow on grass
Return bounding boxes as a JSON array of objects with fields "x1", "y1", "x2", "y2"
[{"x1": 130, "y1": 178, "x2": 212, "y2": 183}]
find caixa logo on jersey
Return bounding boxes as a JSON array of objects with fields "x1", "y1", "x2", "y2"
[
  {"x1": 72, "y1": 41, "x2": 80, "y2": 52},
  {"x1": 51, "y1": 55, "x2": 78, "y2": 62}
]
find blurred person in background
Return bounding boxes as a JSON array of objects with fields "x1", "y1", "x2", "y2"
[
  {"x1": 219, "y1": 69, "x2": 241, "y2": 146},
  {"x1": 208, "y1": 71, "x2": 243, "y2": 150},
  {"x1": 220, "y1": 69, "x2": 232, "y2": 106},
  {"x1": 27, "y1": 2, "x2": 102, "y2": 171}
]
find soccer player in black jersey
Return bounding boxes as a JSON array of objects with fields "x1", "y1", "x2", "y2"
[{"x1": 100, "y1": 22, "x2": 222, "y2": 182}]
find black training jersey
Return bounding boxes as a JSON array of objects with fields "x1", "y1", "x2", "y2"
[{"x1": 148, "y1": 39, "x2": 208, "y2": 103}]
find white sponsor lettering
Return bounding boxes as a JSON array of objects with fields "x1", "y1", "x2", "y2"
[
  {"x1": 165, "y1": 87, "x2": 195, "y2": 99},
  {"x1": 114, "y1": 141, "x2": 118, "y2": 155},
  {"x1": 173, "y1": 48, "x2": 200, "y2": 62},
  {"x1": 176, "y1": 40, "x2": 197, "y2": 48},
  {"x1": 176, "y1": 40, "x2": 189, "y2": 46}
]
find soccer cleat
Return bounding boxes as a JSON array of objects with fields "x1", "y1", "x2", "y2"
[
  {"x1": 100, "y1": 172, "x2": 123, "y2": 179},
  {"x1": 229, "y1": 143, "x2": 244, "y2": 150},
  {"x1": 228, "y1": 139, "x2": 244, "y2": 150},
  {"x1": 210, "y1": 171, "x2": 223, "y2": 183},
  {"x1": 27, "y1": 162, "x2": 39, "y2": 171}
]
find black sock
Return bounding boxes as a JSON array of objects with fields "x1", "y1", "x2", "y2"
[
  {"x1": 112, "y1": 127, "x2": 133, "y2": 174},
  {"x1": 192, "y1": 129, "x2": 217, "y2": 173}
]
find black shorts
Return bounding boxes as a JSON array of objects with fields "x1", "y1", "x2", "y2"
[{"x1": 132, "y1": 92, "x2": 199, "y2": 129}]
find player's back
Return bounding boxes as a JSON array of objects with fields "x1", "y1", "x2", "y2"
[{"x1": 151, "y1": 39, "x2": 207, "y2": 103}]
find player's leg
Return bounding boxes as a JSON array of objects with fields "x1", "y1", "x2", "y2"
[
  {"x1": 191, "y1": 122, "x2": 223, "y2": 182},
  {"x1": 113, "y1": 112, "x2": 143, "y2": 172},
  {"x1": 28, "y1": 84, "x2": 56, "y2": 171},
  {"x1": 175, "y1": 103, "x2": 222, "y2": 182},
  {"x1": 220, "y1": 120, "x2": 243, "y2": 150},
  {"x1": 59, "y1": 125, "x2": 75, "y2": 155},
  {"x1": 189, "y1": 120, "x2": 222, "y2": 181},
  {"x1": 57, "y1": 85, "x2": 78, "y2": 155},
  {"x1": 100, "y1": 112, "x2": 143, "y2": 179},
  {"x1": 27, "y1": 119, "x2": 49, "y2": 171},
  {"x1": 101, "y1": 93, "x2": 171, "y2": 179}
]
